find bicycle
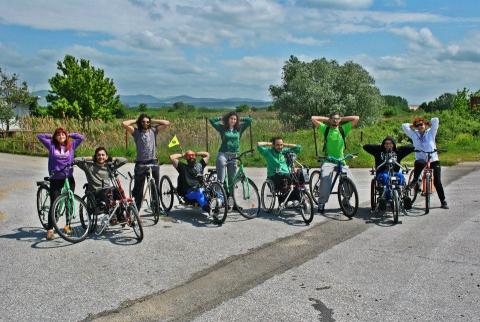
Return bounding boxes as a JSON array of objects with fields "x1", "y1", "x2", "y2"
[
  {"x1": 48, "y1": 164, "x2": 91, "y2": 243},
  {"x1": 369, "y1": 151, "x2": 410, "y2": 224},
  {"x1": 406, "y1": 149, "x2": 441, "y2": 214},
  {"x1": 128, "y1": 162, "x2": 164, "y2": 224},
  {"x1": 85, "y1": 160, "x2": 144, "y2": 242},
  {"x1": 309, "y1": 154, "x2": 359, "y2": 218},
  {"x1": 219, "y1": 150, "x2": 261, "y2": 219},
  {"x1": 159, "y1": 170, "x2": 228, "y2": 225},
  {"x1": 36, "y1": 178, "x2": 50, "y2": 230},
  {"x1": 260, "y1": 152, "x2": 314, "y2": 225}
]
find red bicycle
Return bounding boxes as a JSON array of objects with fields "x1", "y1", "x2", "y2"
[{"x1": 407, "y1": 149, "x2": 439, "y2": 214}]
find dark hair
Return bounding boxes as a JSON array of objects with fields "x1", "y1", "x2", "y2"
[
  {"x1": 136, "y1": 113, "x2": 152, "y2": 129},
  {"x1": 329, "y1": 111, "x2": 342, "y2": 118},
  {"x1": 93, "y1": 146, "x2": 109, "y2": 163},
  {"x1": 52, "y1": 127, "x2": 71, "y2": 151},
  {"x1": 222, "y1": 111, "x2": 240, "y2": 131},
  {"x1": 271, "y1": 136, "x2": 283, "y2": 145}
]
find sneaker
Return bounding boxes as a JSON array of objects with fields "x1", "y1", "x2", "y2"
[
  {"x1": 63, "y1": 225, "x2": 72, "y2": 235},
  {"x1": 441, "y1": 201, "x2": 449, "y2": 209},
  {"x1": 318, "y1": 203, "x2": 325, "y2": 214},
  {"x1": 378, "y1": 198, "x2": 387, "y2": 211},
  {"x1": 46, "y1": 229, "x2": 54, "y2": 240}
]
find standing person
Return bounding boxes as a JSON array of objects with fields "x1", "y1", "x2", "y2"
[
  {"x1": 122, "y1": 113, "x2": 170, "y2": 211},
  {"x1": 209, "y1": 112, "x2": 252, "y2": 187},
  {"x1": 402, "y1": 117, "x2": 448, "y2": 209},
  {"x1": 37, "y1": 128, "x2": 84, "y2": 240},
  {"x1": 311, "y1": 112, "x2": 359, "y2": 214}
]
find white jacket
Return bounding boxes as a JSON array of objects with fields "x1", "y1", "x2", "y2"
[{"x1": 401, "y1": 117, "x2": 439, "y2": 162}]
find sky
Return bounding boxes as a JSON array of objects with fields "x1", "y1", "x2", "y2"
[{"x1": 0, "y1": 0, "x2": 479, "y2": 104}]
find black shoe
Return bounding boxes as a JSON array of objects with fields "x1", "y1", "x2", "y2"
[
  {"x1": 403, "y1": 196, "x2": 412, "y2": 210},
  {"x1": 441, "y1": 201, "x2": 449, "y2": 209},
  {"x1": 318, "y1": 203, "x2": 325, "y2": 214},
  {"x1": 378, "y1": 198, "x2": 387, "y2": 211}
]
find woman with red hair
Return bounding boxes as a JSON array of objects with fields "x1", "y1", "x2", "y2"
[{"x1": 37, "y1": 128, "x2": 84, "y2": 240}]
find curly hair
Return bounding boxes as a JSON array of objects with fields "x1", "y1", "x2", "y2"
[
  {"x1": 136, "y1": 113, "x2": 152, "y2": 130},
  {"x1": 222, "y1": 111, "x2": 240, "y2": 131},
  {"x1": 52, "y1": 127, "x2": 71, "y2": 151}
]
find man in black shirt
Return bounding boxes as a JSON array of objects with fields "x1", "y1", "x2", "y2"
[{"x1": 170, "y1": 150, "x2": 210, "y2": 212}]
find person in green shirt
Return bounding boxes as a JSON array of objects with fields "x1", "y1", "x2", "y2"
[
  {"x1": 209, "y1": 111, "x2": 252, "y2": 185},
  {"x1": 257, "y1": 137, "x2": 301, "y2": 202},
  {"x1": 311, "y1": 112, "x2": 359, "y2": 214}
]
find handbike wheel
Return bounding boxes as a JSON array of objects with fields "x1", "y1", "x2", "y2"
[
  {"x1": 392, "y1": 190, "x2": 400, "y2": 224},
  {"x1": 261, "y1": 180, "x2": 276, "y2": 213},
  {"x1": 209, "y1": 181, "x2": 228, "y2": 225},
  {"x1": 159, "y1": 175, "x2": 174, "y2": 212},
  {"x1": 309, "y1": 170, "x2": 321, "y2": 205},
  {"x1": 51, "y1": 193, "x2": 91, "y2": 243},
  {"x1": 36, "y1": 184, "x2": 50, "y2": 230},
  {"x1": 232, "y1": 177, "x2": 260, "y2": 219},
  {"x1": 407, "y1": 171, "x2": 419, "y2": 204},
  {"x1": 425, "y1": 175, "x2": 430, "y2": 214},
  {"x1": 337, "y1": 177, "x2": 359, "y2": 218},
  {"x1": 300, "y1": 191, "x2": 315, "y2": 225},
  {"x1": 149, "y1": 180, "x2": 161, "y2": 224},
  {"x1": 370, "y1": 179, "x2": 377, "y2": 211},
  {"x1": 127, "y1": 204, "x2": 143, "y2": 242}
]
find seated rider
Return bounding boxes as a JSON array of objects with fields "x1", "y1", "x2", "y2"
[
  {"x1": 257, "y1": 137, "x2": 301, "y2": 202},
  {"x1": 363, "y1": 136, "x2": 414, "y2": 209},
  {"x1": 170, "y1": 150, "x2": 211, "y2": 213}
]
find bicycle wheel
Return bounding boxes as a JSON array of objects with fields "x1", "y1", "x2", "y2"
[
  {"x1": 299, "y1": 191, "x2": 315, "y2": 225},
  {"x1": 392, "y1": 190, "x2": 400, "y2": 224},
  {"x1": 309, "y1": 170, "x2": 321, "y2": 205},
  {"x1": 149, "y1": 180, "x2": 161, "y2": 224},
  {"x1": 232, "y1": 177, "x2": 260, "y2": 219},
  {"x1": 337, "y1": 177, "x2": 359, "y2": 218},
  {"x1": 128, "y1": 172, "x2": 134, "y2": 198},
  {"x1": 126, "y1": 204, "x2": 143, "y2": 242},
  {"x1": 159, "y1": 175, "x2": 174, "y2": 211},
  {"x1": 208, "y1": 181, "x2": 228, "y2": 225},
  {"x1": 36, "y1": 184, "x2": 50, "y2": 230},
  {"x1": 51, "y1": 193, "x2": 91, "y2": 243},
  {"x1": 370, "y1": 179, "x2": 377, "y2": 211},
  {"x1": 261, "y1": 180, "x2": 276, "y2": 213},
  {"x1": 407, "y1": 171, "x2": 419, "y2": 204},
  {"x1": 425, "y1": 175, "x2": 431, "y2": 214}
]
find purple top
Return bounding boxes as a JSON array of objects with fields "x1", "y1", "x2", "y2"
[{"x1": 37, "y1": 133, "x2": 85, "y2": 179}]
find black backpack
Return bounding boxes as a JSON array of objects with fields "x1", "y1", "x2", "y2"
[{"x1": 323, "y1": 126, "x2": 346, "y2": 152}]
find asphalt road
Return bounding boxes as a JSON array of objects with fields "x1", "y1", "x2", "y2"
[{"x1": 0, "y1": 153, "x2": 478, "y2": 321}]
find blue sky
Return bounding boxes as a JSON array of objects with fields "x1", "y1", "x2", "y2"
[{"x1": 0, "y1": 0, "x2": 479, "y2": 104}]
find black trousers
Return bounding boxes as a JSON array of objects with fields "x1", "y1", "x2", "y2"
[
  {"x1": 412, "y1": 160, "x2": 446, "y2": 202},
  {"x1": 132, "y1": 160, "x2": 159, "y2": 211},
  {"x1": 48, "y1": 176, "x2": 75, "y2": 230},
  {"x1": 270, "y1": 173, "x2": 299, "y2": 202}
]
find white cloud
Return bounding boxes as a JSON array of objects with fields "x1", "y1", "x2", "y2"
[
  {"x1": 390, "y1": 27, "x2": 442, "y2": 49},
  {"x1": 298, "y1": 0, "x2": 373, "y2": 9}
]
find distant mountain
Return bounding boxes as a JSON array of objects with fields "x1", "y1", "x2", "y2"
[{"x1": 31, "y1": 90, "x2": 271, "y2": 109}]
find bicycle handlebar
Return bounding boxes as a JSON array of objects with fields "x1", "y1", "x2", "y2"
[
  {"x1": 49, "y1": 163, "x2": 74, "y2": 178},
  {"x1": 317, "y1": 153, "x2": 358, "y2": 163}
]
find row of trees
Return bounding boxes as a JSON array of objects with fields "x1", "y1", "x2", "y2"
[{"x1": 0, "y1": 68, "x2": 32, "y2": 131}]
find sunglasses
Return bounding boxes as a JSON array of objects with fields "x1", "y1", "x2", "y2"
[
  {"x1": 141, "y1": 121, "x2": 150, "y2": 124},
  {"x1": 414, "y1": 123, "x2": 424, "y2": 127},
  {"x1": 331, "y1": 117, "x2": 341, "y2": 121}
]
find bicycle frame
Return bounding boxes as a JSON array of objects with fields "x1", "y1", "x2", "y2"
[
  {"x1": 223, "y1": 150, "x2": 254, "y2": 198},
  {"x1": 415, "y1": 150, "x2": 436, "y2": 195},
  {"x1": 318, "y1": 155, "x2": 355, "y2": 195}
]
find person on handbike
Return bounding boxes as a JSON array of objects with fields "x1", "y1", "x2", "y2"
[
  {"x1": 363, "y1": 136, "x2": 414, "y2": 210},
  {"x1": 169, "y1": 150, "x2": 211, "y2": 213},
  {"x1": 257, "y1": 137, "x2": 301, "y2": 203}
]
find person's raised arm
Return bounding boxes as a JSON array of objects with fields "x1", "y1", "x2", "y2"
[
  {"x1": 401, "y1": 121, "x2": 414, "y2": 139},
  {"x1": 362, "y1": 144, "x2": 380, "y2": 155},
  {"x1": 122, "y1": 119, "x2": 136, "y2": 135},
  {"x1": 239, "y1": 116, "x2": 252, "y2": 134},
  {"x1": 341, "y1": 116, "x2": 359, "y2": 127},
  {"x1": 169, "y1": 153, "x2": 183, "y2": 168},
  {"x1": 152, "y1": 119, "x2": 171, "y2": 132},
  {"x1": 257, "y1": 141, "x2": 271, "y2": 147},
  {"x1": 36, "y1": 133, "x2": 52, "y2": 149},
  {"x1": 209, "y1": 116, "x2": 223, "y2": 132},
  {"x1": 196, "y1": 151, "x2": 210, "y2": 164},
  {"x1": 311, "y1": 116, "x2": 329, "y2": 128},
  {"x1": 69, "y1": 133, "x2": 85, "y2": 150},
  {"x1": 429, "y1": 117, "x2": 439, "y2": 138}
]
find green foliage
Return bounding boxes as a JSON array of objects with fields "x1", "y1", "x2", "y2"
[
  {"x1": 269, "y1": 55, "x2": 383, "y2": 129},
  {"x1": 383, "y1": 95, "x2": 409, "y2": 110},
  {"x1": 0, "y1": 68, "x2": 32, "y2": 131},
  {"x1": 47, "y1": 55, "x2": 122, "y2": 124},
  {"x1": 419, "y1": 92, "x2": 456, "y2": 112},
  {"x1": 235, "y1": 104, "x2": 251, "y2": 113},
  {"x1": 137, "y1": 103, "x2": 148, "y2": 112}
]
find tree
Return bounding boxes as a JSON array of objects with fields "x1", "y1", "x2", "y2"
[
  {"x1": 0, "y1": 68, "x2": 31, "y2": 131},
  {"x1": 419, "y1": 92, "x2": 455, "y2": 112},
  {"x1": 235, "y1": 104, "x2": 251, "y2": 113},
  {"x1": 138, "y1": 103, "x2": 148, "y2": 112},
  {"x1": 269, "y1": 56, "x2": 383, "y2": 129},
  {"x1": 47, "y1": 55, "x2": 122, "y2": 127}
]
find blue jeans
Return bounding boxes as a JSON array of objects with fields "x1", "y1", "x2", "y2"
[
  {"x1": 185, "y1": 188, "x2": 208, "y2": 207},
  {"x1": 376, "y1": 172, "x2": 405, "y2": 199}
]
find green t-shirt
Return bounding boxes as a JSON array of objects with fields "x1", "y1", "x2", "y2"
[
  {"x1": 257, "y1": 145, "x2": 301, "y2": 177},
  {"x1": 209, "y1": 117, "x2": 252, "y2": 153},
  {"x1": 319, "y1": 121, "x2": 352, "y2": 162}
]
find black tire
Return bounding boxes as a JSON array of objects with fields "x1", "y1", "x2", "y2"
[
  {"x1": 370, "y1": 179, "x2": 377, "y2": 211},
  {"x1": 128, "y1": 172, "x2": 134, "y2": 198},
  {"x1": 149, "y1": 180, "x2": 161, "y2": 224},
  {"x1": 51, "y1": 193, "x2": 91, "y2": 243},
  {"x1": 261, "y1": 180, "x2": 276, "y2": 213},
  {"x1": 337, "y1": 177, "x2": 359, "y2": 218},
  {"x1": 36, "y1": 184, "x2": 50, "y2": 230},
  {"x1": 425, "y1": 174, "x2": 431, "y2": 214},
  {"x1": 232, "y1": 177, "x2": 260, "y2": 219},
  {"x1": 309, "y1": 170, "x2": 321, "y2": 205},
  {"x1": 392, "y1": 190, "x2": 400, "y2": 224},
  {"x1": 208, "y1": 181, "x2": 228, "y2": 225},
  {"x1": 159, "y1": 175, "x2": 174, "y2": 212},
  {"x1": 300, "y1": 191, "x2": 315, "y2": 225},
  {"x1": 407, "y1": 171, "x2": 419, "y2": 204},
  {"x1": 127, "y1": 204, "x2": 143, "y2": 242}
]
